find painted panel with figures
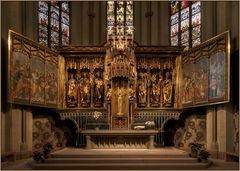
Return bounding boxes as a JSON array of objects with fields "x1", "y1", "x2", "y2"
[{"x1": 8, "y1": 30, "x2": 59, "y2": 107}]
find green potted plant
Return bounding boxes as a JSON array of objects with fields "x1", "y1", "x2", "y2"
[
  {"x1": 33, "y1": 142, "x2": 53, "y2": 163},
  {"x1": 197, "y1": 150, "x2": 210, "y2": 162},
  {"x1": 33, "y1": 151, "x2": 44, "y2": 163},
  {"x1": 188, "y1": 142, "x2": 204, "y2": 158}
]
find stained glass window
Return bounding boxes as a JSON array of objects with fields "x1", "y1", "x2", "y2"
[
  {"x1": 38, "y1": 1, "x2": 70, "y2": 47},
  {"x1": 107, "y1": 1, "x2": 134, "y2": 41},
  {"x1": 170, "y1": 1, "x2": 201, "y2": 49}
]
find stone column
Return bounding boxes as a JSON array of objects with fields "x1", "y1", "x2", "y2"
[
  {"x1": 149, "y1": 135, "x2": 155, "y2": 149},
  {"x1": 211, "y1": 106, "x2": 219, "y2": 150},
  {"x1": 86, "y1": 136, "x2": 92, "y2": 149},
  {"x1": 10, "y1": 106, "x2": 22, "y2": 153},
  {"x1": 20, "y1": 109, "x2": 28, "y2": 152},
  {"x1": 26, "y1": 109, "x2": 33, "y2": 152}
]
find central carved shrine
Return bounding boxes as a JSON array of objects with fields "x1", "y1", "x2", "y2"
[{"x1": 56, "y1": 44, "x2": 184, "y2": 148}]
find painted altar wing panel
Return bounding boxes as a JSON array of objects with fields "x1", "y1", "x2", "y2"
[
  {"x1": 181, "y1": 31, "x2": 230, "y2": 108},
  {"x1": 194, "y1": 57, "x2": 208, "y2": 104},
  {"x1": 31, "y1": 58, "x2": 45, "y2": 104},
  {"x1": 208, "y1": 51, "x2": 225, "y2": 100},
  {"x1": 182, "y1": 62, "x2": 194, "y2": 105},
  {"x1": 45, "y1": 62, "x2": 58, "y2": 105},
  {"x1": 13, "y1": 51, "x2": 30, "y2": 102}
]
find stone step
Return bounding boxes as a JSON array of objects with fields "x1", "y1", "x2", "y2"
[
  {"x1": 45, "y1": 157, "x2": 198, "y2": 164},
  {"x1": 32, "y1": 162, "x2": 213, "y2": 170},
  {"x1": 51, "y1": 153, "x2": 189, "y2": 159}
]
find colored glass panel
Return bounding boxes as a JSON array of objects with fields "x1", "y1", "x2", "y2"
[
  {"x1": 61, "y1": 23, "x2": 69, "y2": 45},
  {"x1": 38, "y1": 2, "x2": 49, "y2": 46},
  {"x1": 61, "y1": 2, "x2": 69, "y2": 14},
  {"x1": 192, "y1": 37, "x2": 201, "y2": 47},
  {"x1": 171, "y1": 35, "x2": 178, "y2": 46},
  {"x1": 171, "y1": 24, "x2": 178, "y2": 37},
  {"x1": 39, "y1": 1, "x2": 48, "y2": 15},
  {"x1": 171, "y1": 1, "x2": 181, "y2": 14},
  {"x1": 170, "y1": 1, "x2": 201, "y2": 48},
  {"x1": 192, "y1": 25, "x2": 201, "y2": 39},
  {"x1": 38, "y1": 1, "x2": 70, "y2": 47},
  {"x1": 126, "y1": 1, "x2": 133, "y2": 26},
  {"x1": 171, "y1": 13, "x2": 179, "y2": 26},
  {"x1": 192, "y1": 12, "x2": 201, "y2": 27},
  {"x1": 107, "y1": 1, "x2": 115, "y2": 38},
  {"x1": 192, "y1": 1, "x2": 201, "y2": 15},
  {"x1": 50, "y1": 30, "x2": 59, "y2": 46},
  {"x1": 181, "y1": 19, "x2": 189, "y2": 32},
  {"x1": 61, "y1": 12, "x2": 69, "y2": 25},
  {"x1": 181, "y1": 7, "x2": 189, "y2": 21},
  {"x1": 181, "y1": 1, "x2": 190, "y2": 9},
  {"x1": 181, "y1": 30, "x2": 189, "y2": 44}
]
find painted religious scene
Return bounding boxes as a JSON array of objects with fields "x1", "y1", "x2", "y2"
[
  {"x1": 181, "y1": 31, "x2": 229, "y2": 107},
  {"x1": 12, "y1": 51, "x2": 30, "y2": 102},
  {"x1": 194, "y1": 57, "x2": 208, "y2": 103},
  {"x1": 8, "y1": 31, "x2": 59, "y2": 107},
  {"x1": 31, "y1": 58, "x2": 45, "y2": 104},
  {"x1": 45, "y1": 62, "x2": 58, "y2": 105},
  {"x1": 209, "y1": 51, "x2": 225, "y2": 101},
  {"x1": 182, "y1": 62, "x2": 194, "y2": 105}
]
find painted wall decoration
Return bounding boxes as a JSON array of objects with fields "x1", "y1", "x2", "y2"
[
  {"x1": 8, "y1": 30, "x2": 59, "y2": 107},
  {"x1": 181, "y1": 31, "x2": 230, "y2": 108},
  {"x1": 233, "y1": 110, "x2": 239, "y2": 155},
  {"x1": 32, "y1": 116, "x2": 72, "y2": 152},
  {"x1": 174, "y1": 114, "x2": 206, "y2": 149}
]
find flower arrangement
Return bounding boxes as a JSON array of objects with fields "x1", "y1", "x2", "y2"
[
  {"x1": 93, "y1": 111, "x2": 102, "y2": 121},
  {"x1": 145, "y1": 121, "x2": 155, "y2": 129},
  {"x1": 33, "y1": 142, "x2": 53, "y2": 163},
  {"x1": 198, "y1": 149, "x2": 210, "y2": 162},
  {"x1": 188, "y1": 142, "x2": 204, "y2": 158}
]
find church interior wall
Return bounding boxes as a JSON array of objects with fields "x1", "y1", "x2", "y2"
[{"x1": 1, "y1": 1, "x2": 239, "y2": 161}]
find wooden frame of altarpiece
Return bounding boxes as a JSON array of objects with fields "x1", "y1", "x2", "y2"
[
  {"x1": 8, "y1": 30, "x2": 61, "y2": 108},
  {"x1": 181, "y1": 30, "x2": 230, "y2": 108}
]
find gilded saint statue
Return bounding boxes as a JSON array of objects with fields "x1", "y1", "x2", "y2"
[
  {"x1": 150, "y1": 74, "x2": 161, "y2": 106},
  {"x1": 128, "y1": 84, "x2": 135, "y2": 101},
  {"x1": 137, "y1": 73, "x2": 147, "y2": 106},
  {"x1": 106, "y1": 84, "x2": 112, "y2": 101},
  {"x1": 163, "y1": 72, "x2": 173, "y2": 107},
  {"x1": 67, "y1": 74, "x2": 77, "y2": 107},
  {"x1": 117, "y1": 87, "x2": 126, "y2": 115},
  {"x1": 80, "y1": 72, "x2": 90, "y2": 107},
  {"x1": 94, "y1": 71, "x2": 104, "y2": 107}
]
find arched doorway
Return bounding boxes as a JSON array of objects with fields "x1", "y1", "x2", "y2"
[
  {"x1": 61, "y1": 119, "x2": 78, "y2": 147},
  {"x1": 163, "y1": 119, "x2": 179, "y2": 146}
]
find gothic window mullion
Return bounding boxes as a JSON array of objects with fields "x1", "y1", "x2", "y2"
[
  {"x1": 189, "y1": 2, "x2": 193, "y2": 48},
  {"x1": 47, "y1": 2, "x2": 51, "y2": 47},
  {"x1": 59, "y1": 2, "x2": 62, "y2": 46}
]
